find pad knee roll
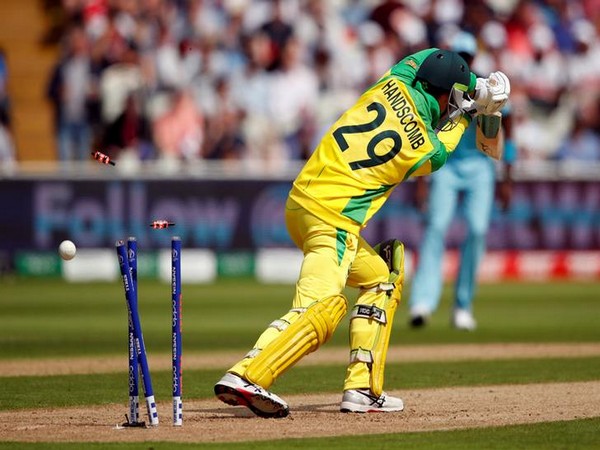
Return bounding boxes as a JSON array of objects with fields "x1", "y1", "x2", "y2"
[
  {"x1": 371, "y1": 239, "x2": 405, "y2": 306},
  {"x1": 245, "y1": 294, "x2": 348, "y2": 389}
]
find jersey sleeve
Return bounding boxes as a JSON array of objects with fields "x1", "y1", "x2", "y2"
[
  {"x1": 410, "y1": 115, "x2": 471, "y2": 176},
  {"x1": 437, "y1": 115, "x2": 471, "y2": 153}
]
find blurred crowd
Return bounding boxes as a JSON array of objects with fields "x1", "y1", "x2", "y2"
[
  {"x1": 40, "y1": 0, "x2": 600, "y2": 169},
  {"x1": 0, "y1": 46, "x2": 14, "y2": 167}
]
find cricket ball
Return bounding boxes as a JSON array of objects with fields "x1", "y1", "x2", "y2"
[{"x1": 58, "y1": 240, "x2": 77, "y2": 261}]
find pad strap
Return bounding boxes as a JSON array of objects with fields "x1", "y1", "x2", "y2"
[
  {"x1": 267, "y1": 308, "x2": 306, "y2": 332},
  {"x1": 350, "y1": 348, "x2": 373, "y2": 364},
  {"x1": 361, "y1": 282, "x2": 395, "y2": 294},
  {"x1": 243, "y1": 307, "x2": 307, "y2": 359},
  {"x1": 351, "y1": 304, "x2": 387, "y2": 324}
]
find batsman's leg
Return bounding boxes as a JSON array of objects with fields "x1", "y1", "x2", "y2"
[
  {"x1": 244, "y1": 294, "x2": 347, "y2": 388},
  {"x1": 341, "y1": 238, "x2": 405, "y2": 412},
  {"x1": 215, "y1": 200, "x2": 354, "y2": 417}
]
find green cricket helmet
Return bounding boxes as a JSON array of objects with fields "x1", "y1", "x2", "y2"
[{"x1": 416, "y1": 49, "x2": 470, "y2": 94}]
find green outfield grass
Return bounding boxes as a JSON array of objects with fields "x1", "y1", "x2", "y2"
[
  {"x1": 0, "y1": 278, "x2": 599, "y2": 448},
  {"x1": 0, "y1": 278, "x2": 599, "y2": 359}
]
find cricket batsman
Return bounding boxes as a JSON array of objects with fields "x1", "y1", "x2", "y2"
[{"x1": 214, "y1": 47, "x2": 510, "y2": 418}]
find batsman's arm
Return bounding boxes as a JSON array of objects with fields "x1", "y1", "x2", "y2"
[
  {"x1": 437, "y1": 115, "x2": 471, "y2": 153},
  {"x1": 475, "y1": 112, "x2": 504, "y2": 160},
  {"x1": 497, "y1": 108, "x2": 517, "y2": 211}
]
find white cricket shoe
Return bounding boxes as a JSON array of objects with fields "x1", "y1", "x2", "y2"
[
  {"x1": 452, "y1": 308, "x2": 477, "y2": 331},
  {"x1": 214, "y1": 372, "x2": 289, "y2": 418},
  {"x1": 340, "y1": 389, "x2": 404, "y2": 413}
]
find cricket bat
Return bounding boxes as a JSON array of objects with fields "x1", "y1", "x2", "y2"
[{"x1": 476, "y1": 112, "x2": 504, "y2": 160}]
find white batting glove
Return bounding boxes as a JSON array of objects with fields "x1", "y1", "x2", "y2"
[{"x1": 473, "y1": 71, "x2": 511, "y2": 115}]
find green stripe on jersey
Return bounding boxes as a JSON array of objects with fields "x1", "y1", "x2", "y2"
[
  {"x1": 341, "y1": 185, "x2": 392, "y2": 224},
  {"x1": 403, "y1": 148, "x2": 439, "y2": 181},
  {"x1": 336, "y1": 229, "x2": 348, "y2": 265}
]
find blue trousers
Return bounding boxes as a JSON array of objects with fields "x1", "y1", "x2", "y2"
[{"x1": 409, "y1": 157, "x2": 495, "y2": 313}]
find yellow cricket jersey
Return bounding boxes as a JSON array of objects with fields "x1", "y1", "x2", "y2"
[{"x1": 289, "y1": 68, "x2": 470, "y2": 236}]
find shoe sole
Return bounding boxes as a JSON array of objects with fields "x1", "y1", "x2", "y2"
[
  {"x1": 214, "y1": 383, "x2": 289, "y2": 419},
  {"x1": 340, "y1": 403, "x2": 404, "y2": 413}
]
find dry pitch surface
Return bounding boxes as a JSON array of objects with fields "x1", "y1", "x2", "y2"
[{"x1": 1, "y1": 343, "x2": 600, "y2": 444}]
